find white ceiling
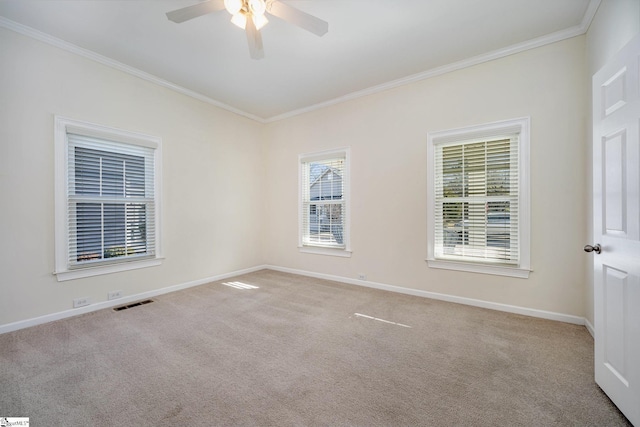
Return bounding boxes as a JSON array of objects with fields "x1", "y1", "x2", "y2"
[{"x1": 0, "y1": 0, "x2": 597, "y2": 121}]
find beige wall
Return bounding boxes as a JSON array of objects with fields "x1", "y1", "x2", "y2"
[
  {"x1": 584, "y1": 0, "x2": 640, "y2": 326},
  {"x1": 0, "y1": 28, "x2": 265, "y2": 326},
  {"x1": 264, "y1": 36, "x2": 588, "y2": 317},
  {"x1": 587, "y1": 0, "x2": 640, "y2": 74}
]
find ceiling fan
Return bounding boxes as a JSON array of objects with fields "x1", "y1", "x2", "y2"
[{"x1": 166, "y1": 0, "x2": 329, "y2": 60}]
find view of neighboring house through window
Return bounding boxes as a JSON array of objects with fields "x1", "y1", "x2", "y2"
[
  {"x1": 427, "y1": 118, "x2": 530, "y2": 278},
  {"x1": 54, "y1": 117, "x2": 162, "y2": 281},
  {"x1": 300, "y1": 148, "x2": 350, "y2": 255}
]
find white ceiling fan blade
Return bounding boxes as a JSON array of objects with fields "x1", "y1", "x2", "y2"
[
  {"x1": 266, "y1": 0, "x2": 328, "y2": 37},
  {"x1": 245, "y1": 17, "x2": 265, "y2": 60},
  {"x1": 166, "y1": 0, "x2": 226, "y2": 23}
]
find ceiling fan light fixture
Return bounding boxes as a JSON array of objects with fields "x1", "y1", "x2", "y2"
[
  {"x1": 253, "y1": 14, "x2": 269, "y2": 30},
  {"x1": 230, "y1": 12, "x2": 247, "y2": 29},
  {"x1": 248, "y1": 0, "x2": 266, "y2": 16},
  {"x1": 224, "y1": 0, "x2": 243, "y2": 15},
  {"x1": 165, "y1": 0, "x2": 329, "y2": 59}
]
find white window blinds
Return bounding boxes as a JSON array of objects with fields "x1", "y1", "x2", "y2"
[
  {"x1": 67, "y1": 133, "x2": 156, "y2": 267},
  {"x1": 301, "y1": 156, "x2": 345, "y2": 248},
  {"x1": 434, "y1": 135, "x2": 519, "y2": 264}
]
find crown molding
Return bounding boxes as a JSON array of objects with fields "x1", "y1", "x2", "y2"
[
  {"x1": 1, "y1": 0, "x2": 601, "y2": 124},
  {"x1": 580, "y1": 0, "x2": 602, "y2": 33},
  {"x1": 0, "y1": 16, "x2": 266, "y2": 123},
  {"x1": 266, "y1": 0, "x2": 602, "y2": 123}
]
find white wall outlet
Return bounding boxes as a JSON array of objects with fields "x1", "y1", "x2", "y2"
[
  {"x1": 73, "y1": 297, "x2": 91, "y2": 308},
  {"x1": 358, "y1": 273, "x2": 366, "y2": 280},
  {"x1": 108, "y1": 290, "x2": 123, "y2": 300}
]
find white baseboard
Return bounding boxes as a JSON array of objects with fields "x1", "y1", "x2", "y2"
[
  {"x1": 584, "y1": 318, "x2": 595, "y2": 338},
  {"x1": 0, "y1": 265, "x2": 265, "y2": 334},
  {"x1": 264, "y1": 265, "x2": 588, "y2": 326},
  {"x1": 1, "y1": 263, "x2": 590, "y2": 334}
]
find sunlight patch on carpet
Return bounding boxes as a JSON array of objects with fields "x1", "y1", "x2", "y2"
[
  {"x1": 221, "y1": 281, "x2": 259, "y2": 290},
  {"x1": 354, "y1": 313, "x2": 411, "y2": 328}
]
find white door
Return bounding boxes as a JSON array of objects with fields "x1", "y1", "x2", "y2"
[{"x1": 592, "y1": 34, "x2": 640, "y2": 425}]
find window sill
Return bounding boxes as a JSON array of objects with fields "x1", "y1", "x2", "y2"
[
  {"x1": 426, "y1": 258, "x2": 530, "y2": 278},
  {"x1": 299, "y1": 246, "x2": 352, "y2": 258},
  {"x1": 54, "y1": 257, "x2": 163, "y2": 281}
]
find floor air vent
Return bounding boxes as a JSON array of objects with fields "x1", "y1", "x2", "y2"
[{"x1": 113, "y1": 299, "x2": 154, "y2": 312}]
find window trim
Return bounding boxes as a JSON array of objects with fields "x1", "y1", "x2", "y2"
[
  {"x1": 54, "y1": 116, "x2": 163, "y2": 281},
  {"x1": 426, "y1": 117, "x2": 530, "y2": 278},
  {"x1": 298, "y1": 147, "x2": 351, "y2": 257}
]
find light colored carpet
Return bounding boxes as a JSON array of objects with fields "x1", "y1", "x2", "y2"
[{"x1": 0, "y1": 270, "x2": 631, "y2": 426}]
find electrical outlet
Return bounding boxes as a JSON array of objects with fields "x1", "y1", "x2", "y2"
[
  {"x1": 358, "y1": 273, "x2": 366, "y2": 280},
  {"x1": 108, "y1": 290, "x2": 123, "y2": 300},
  {"x1": 73, "y1": 297, "x2": 91, "y2": 308}
]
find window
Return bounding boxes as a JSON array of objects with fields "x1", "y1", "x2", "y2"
[
  {"x1": 54, "y1": 117, "x2": 162, "y2": 281},
  {"x1": 427, "y1": 118, "x2": 530, "y2": 278},
  {"x1": 299, "y1": 147, "x2": 351, "y2": 257}
]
